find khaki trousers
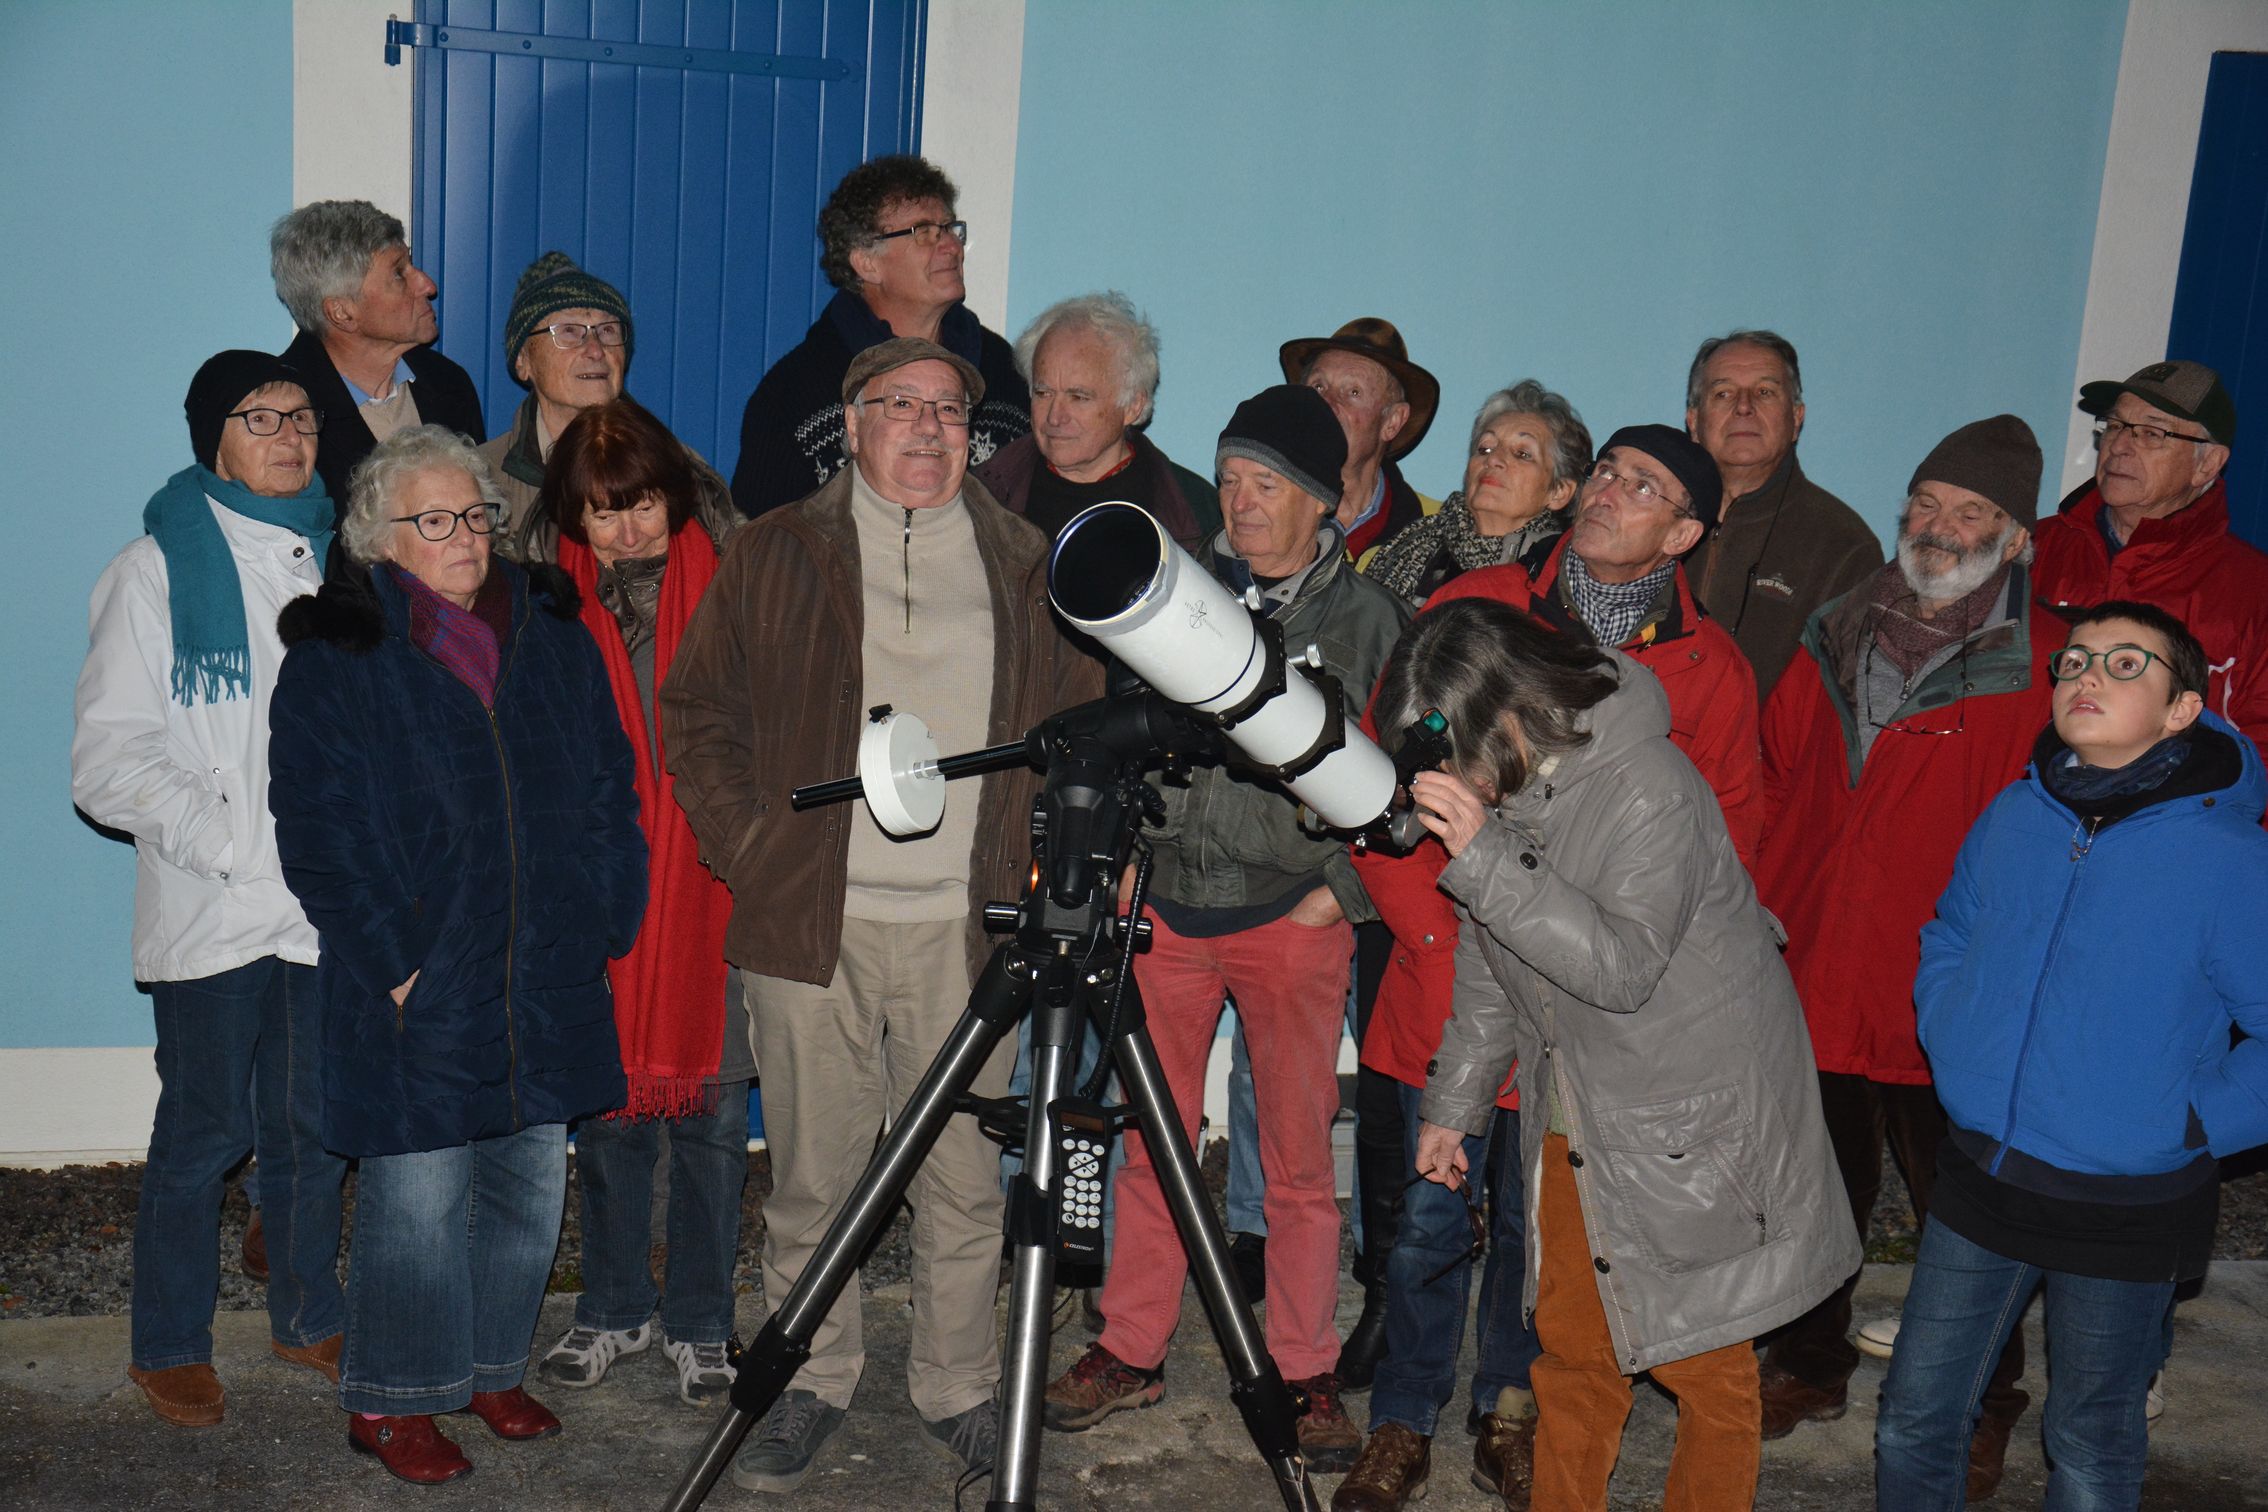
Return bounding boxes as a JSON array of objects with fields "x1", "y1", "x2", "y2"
[{"x1": 745, "y1": 916, "x2": 1010, "y2": 1419}]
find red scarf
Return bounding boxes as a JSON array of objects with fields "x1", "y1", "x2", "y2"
[{"x1": 558, "y1": 527, "x2": 734, "y2": 1120}]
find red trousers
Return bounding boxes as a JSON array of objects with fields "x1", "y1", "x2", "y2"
[{"x1": 1096, "y1": 908, "x2": 1350, "y2": 1379}]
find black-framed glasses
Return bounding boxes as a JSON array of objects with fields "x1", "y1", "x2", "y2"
[
  {"x1": 871, "y1": 218, "x2": 968, "y2": 248},
  {"x1": 1583, "y1": 460, "x2": 1692, "y2": 516},
  {"x1": 2092, "y1": 416, "x2": 2211, "y2": 452},
  {"x1": 857, "y1": 393, "x2": 972, "y2": 427},
  {"x1": 228, "y1": 405, "x2": 323, "y2": 437},
  {"x1": 1400, "y1": 1173, "x2": 1488, "y2": 1284},
  {"x1": 2048, "y1": 646, "x2": 2163, "y2": 683},
  {"x1": 538, "y1": 320, "x2": 626, "y2": 350},
  {"x1": 1861, "y1": 632, "x2": 1970, "y2": 738},
  {"x1": 392, "y1": 504, "x2": 501, "y2": 542}
]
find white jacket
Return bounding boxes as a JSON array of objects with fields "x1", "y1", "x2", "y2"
[{"x1": 71, "y1": 499, "x2": 325, "y2": 982}]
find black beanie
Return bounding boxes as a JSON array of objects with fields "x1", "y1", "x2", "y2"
[
  {"x1": 1216, "y1": 385, "x2": 1348, "y2": 508},
  {"x1": 1908, "y1": 414, "x2": 2042, "y2": 526},
  {"x1": 186, "y1": 350, "x2": 306, "y2": 470},
  {"x1": 1597, "y1": 424, "x2": 1723, "y2": 529}
]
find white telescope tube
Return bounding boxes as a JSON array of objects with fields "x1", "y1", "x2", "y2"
[{"x1": 1048, "y1": 503, "x2": 1397, "y2": 830}]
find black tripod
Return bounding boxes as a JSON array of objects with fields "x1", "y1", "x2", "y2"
[{"x1": 660, "y1": 693, "x2": 1323, "y2": 1512}]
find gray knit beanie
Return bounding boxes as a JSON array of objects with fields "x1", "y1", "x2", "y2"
[{"x1": 503, "y1": 251, "x2": 634, "y2": 380}]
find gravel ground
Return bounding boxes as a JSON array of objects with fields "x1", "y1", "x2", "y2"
[{"x1": 3, "y1": 1140, "x2": 2265, "y2": 1320}]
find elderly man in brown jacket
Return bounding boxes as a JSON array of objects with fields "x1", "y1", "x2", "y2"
[{"x1": 663, "y1": 337, "x2": 1099, "y2": 1495}]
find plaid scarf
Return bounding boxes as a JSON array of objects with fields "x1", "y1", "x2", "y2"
[
  {"x1": 1868, "y1": 562, "x2": 2007, "y2": 680},
  {"x1": 392, "y1": 564, "x2": 505, "y2": 706},
  {"x1": 1560, "y1": 548, "x2": 1676, "y2": 649}
]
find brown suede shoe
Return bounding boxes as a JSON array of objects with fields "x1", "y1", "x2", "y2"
[
  {"x1": 272, "y1": 1334, "x2": 343, "y2": 1383},
  {"x1": 1758, "y1": 1361, "x2": 1847, "y2": 1440},
  {"x1": 241, "y1": 1208, "x2": 269, "y2": 1284},
  {"x1": 1331, "y1": 1421, "x2": 1430, "y2": 1511},
  {"x1": 1472, "y1": 1386, "x2": 1538, "y2": 1507},
  {"x1": 1966, "y1": 1390, "x2": 2030, "y2": 1502},
  {"x1": 127, "y1": 1362, "x2": 225, "y2": 1427}
]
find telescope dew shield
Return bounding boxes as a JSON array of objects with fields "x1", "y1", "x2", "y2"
[{"x1": 1049, "y1": 503, "x2": 1396, "y2": 830}]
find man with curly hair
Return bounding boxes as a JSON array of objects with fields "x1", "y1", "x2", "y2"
[{"x1": 730, "y1": 156, "x2": 1030, "y2": 518}]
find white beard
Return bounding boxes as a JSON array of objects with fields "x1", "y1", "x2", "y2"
[{"x1": 1897, "y1": 525, "x2": 2015, "y2": 603}]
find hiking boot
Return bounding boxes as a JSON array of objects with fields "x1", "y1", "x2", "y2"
[
  {"x1": 1331, "y1": 1421, "x2": 1430, "y2": 1510},
  {"x1": 1229, "y1": 1231, "x2": 1268, "y2": 1303},
  {"x1": 1967, "y1": 1390, "x2": 2030, "y2": 1503},
  {"x1": 1856, "y1": 1314, "x2": 1901, "y2": 1360},
  {"x1": 539, "y1": 1320, "x2": 652, "y2": 1388},
  {"x1": 1336, "y1": 1280, "x2": 1390, "y2": 1390},
  {"x1": 1290, "y1": 1371, "x2": 1362, "y2": 1473},
  {"x1": 922, "y1": 1397, "x2": 999, "y2": 1474},
  {"x1": 729, "y1": 1388, "x2": 847, "y2": 1494},
  {"x1": 1044, "y1": 1342, "x2": 1166, "y2": 1431},
  {"x1": 661, "y1": 1335, "x2": 734, "y2": 1405},
  {"x1": 1472, "y1": 1385, "x2": 1537, "y2": 1506},
  {"x1": 1758, "y1": 1361, "x2": 1847, "y2": 1439}
]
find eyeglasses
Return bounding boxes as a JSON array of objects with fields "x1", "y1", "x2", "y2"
[
  {"x1": 538, "y1": 320, "x2": 627, "y2": 350},
  {"x1": 1400, "y1": 1173, "x2": 1488, "y2": 1284},
  {"x1": 857, "y1": 394, "x2": 972, "y2": 428},
  {"x1": 1583, "y1": 460, "x2": 1690, "y2": 515},
  {"x1": 871, "y1": 219, "x2": 969, "y2": 249},
  {"x1": 1861, "y1": 633, "x2": 1969, "y2": 738},
  {"x1": 228, "y1": 405, "x2": 323, "y2": 437},
  {"x1": 2092, "y1": 416, "x2": 2211, "y2": 452},
  {"x1": 393, "y1": 503, "x2": 501, "y2": 542},
  {"x1": 2048, "y1": 646, "x2": 2164, "y2": 683}
]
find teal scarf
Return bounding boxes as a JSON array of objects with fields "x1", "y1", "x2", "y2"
[{"x1": 142, "y1": 465, "x2": 334, "y2": 705}]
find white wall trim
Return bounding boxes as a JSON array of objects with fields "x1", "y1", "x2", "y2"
[
  {"x1": 292, "y1": 1, "x2": 417, "y2": 239},
  {"x1": 0, "y1": 1049, "x2": 158, "y2": 1167},
  {"x1": 2063, "y1": 0, "x2": 2268, "y2": 493},
  {"x1": 919, "y1": 0, "x2": 1027, "y2": 333}
]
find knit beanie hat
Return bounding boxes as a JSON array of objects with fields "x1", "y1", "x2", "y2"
[
  {"x1": 503, "y1": 251, "x2": 634, "y2": 380},
  {"x1": 1908, "y1": 414, "x2": 2042, "y2": 526},
  {"x1": 1597, "y1": 424, "x2": 1723, "y2": 529},
  {"x1": 186, "y1": 349, "x2": 306, "y2": 470},
  {"x1": 1216, "y1": 385, "x2": 1347, "y2": 508}
]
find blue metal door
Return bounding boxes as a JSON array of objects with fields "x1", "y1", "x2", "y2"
[
  {"x1": 395, "y1": 0, "x2": 926, "y2": 480},
  {"x1": 2168, "y1": 50, "x2": 2267, "y2": 549}
]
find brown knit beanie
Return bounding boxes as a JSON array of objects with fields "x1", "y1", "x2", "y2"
[{"x1": 1908, "y1": 414, "x2": 2042, "y2": 526}]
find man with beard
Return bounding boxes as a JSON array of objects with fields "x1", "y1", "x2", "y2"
[{"x1": 1748, "y1": 416, "x2": 2060, "y2": 1500}]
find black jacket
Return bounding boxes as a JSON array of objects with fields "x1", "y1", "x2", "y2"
[{"x1": 281, "y1": 329, "x2": 489, "y2": 511}]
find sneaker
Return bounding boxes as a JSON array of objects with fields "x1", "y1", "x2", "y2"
[
  {"x1": 539, "y1": 1320, "x2": 652, "y2": 1388},
  {"x1": 2146, "y1": 1371, "x2": 2165, "y2": 1423},
  {"x1": 922, "y1": 1397, "x2": 998, "y2": 1473},
  {"x1": 729, "y1": 1388, "x2": 847, "y2": 1494},
  {"x1": 1290, "y1": 1371, "x2": 1361, "y2": 1473},
  {"x1": 1856, "y1": 1315, "x2": 1900, "y2": 1360},
  {"x1": 661, "y1": 1335, "x2": 734, "y2": 1406},
  {"x1": 1043, "y1": 1342, "x2": 1166, "y2": 1431}
]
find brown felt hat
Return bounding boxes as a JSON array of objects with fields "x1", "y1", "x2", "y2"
[
  {"x1": 1277, "y1": 317, "x2": 1439, "y2": 459},
  {"x1": 1908, "y1": 414, "x2": 2043, "y2": 527},
  {"x1": 840, "y1": 336, "x2": 984, "y2": 408}
]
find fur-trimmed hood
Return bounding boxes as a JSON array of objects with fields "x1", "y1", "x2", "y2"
[{"x1": 278, "y1": 559, "x2": 580, "y2": 652}]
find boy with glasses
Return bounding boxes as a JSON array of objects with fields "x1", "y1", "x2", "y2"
[{"x1": 1877, "y1": 601, "x2": 2268, "y2": 1510}]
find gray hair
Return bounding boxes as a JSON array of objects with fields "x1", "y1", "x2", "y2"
[
  {"x1": 1014, "y1": 291, "x2": 1162, "y2": 421},
  {"x1": 340, "y1": 425, "x2": 506, "y2": 566},
  {"x1": 1467, "y1": 380, "x2": 1594, "y2": 490},
  {"x1": 1685, "y1": 329, "x2": 1805, "y2": 411},
  {"x1": 270, "y1": 200, "x2": 407, "y2": 334}
]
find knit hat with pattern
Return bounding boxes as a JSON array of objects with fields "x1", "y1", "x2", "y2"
[{"x1": 503, "y1": 251, "x2": 633, "y2": 380}]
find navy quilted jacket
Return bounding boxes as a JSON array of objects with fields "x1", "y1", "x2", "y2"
[{"x1": 270, "y1": 560, "x2": 646, "y2": 1158}]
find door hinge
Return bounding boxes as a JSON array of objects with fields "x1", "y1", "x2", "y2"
[{"x1": 384, "y1": 17, "x2": 858, "y2": 81}]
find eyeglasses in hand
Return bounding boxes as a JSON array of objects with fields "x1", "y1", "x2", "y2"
[
  {"x1": 1400, "y1": 1172, "x2": 1488, "y2": 1284},
  {"x1": 228, "y1": 405, "x2": 324, "y2": 437},
  {"x1": 393, "y1": 503, "x2": 501, "y2": 542}
]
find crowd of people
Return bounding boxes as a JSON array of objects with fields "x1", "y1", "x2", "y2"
[{"x1": 68, "y1": 150, "x2": 2268, "y2": 1512}]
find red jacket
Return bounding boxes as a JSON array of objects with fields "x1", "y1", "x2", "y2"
[
  {"x1": 2032, "y1": 479, "x2": 2268, "y2": 767},
  {"x1": 1754, "y1": 568, "x2": 2057, "y2": 1085},
  {"x1": 1352, "y1": 545, "x2": 1764, "y2": 1100}
]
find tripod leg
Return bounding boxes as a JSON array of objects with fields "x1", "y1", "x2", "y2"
[
  {"x1": 659, "y1": 946, "x2": 1032, "y2": 1512},
  {"x1": 1112, "y1": 1021, "x2": 1322, "y2": 1512}
]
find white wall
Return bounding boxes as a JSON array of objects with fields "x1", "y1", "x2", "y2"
[
  {"x1": 2062, "y1": 0, "x2": 2268, "y2": 492},
  {"x1": 292, "y1": 0, "x2": 415, "y2": 239},
  {"x1": 918, "y1": 0, "x2": 1027, "y2": 331}
]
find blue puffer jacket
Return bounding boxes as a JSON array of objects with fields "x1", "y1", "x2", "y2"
[
  {"x1": 1916, "y1": 714, "x2": 2268, "y2": 1177},
  {"x1": 270, "y1": 560, "x2": 646, "y2": 1158}
]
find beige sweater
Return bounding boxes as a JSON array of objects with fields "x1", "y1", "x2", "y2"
[{"x1": 843, "y1": 468, "x2": 997, "y2": 921}]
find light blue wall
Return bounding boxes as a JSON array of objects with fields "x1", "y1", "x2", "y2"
[
  {"x1": 1, "y1": 2, "x2": 296, "y2": 1048},
  {"x1": 1008, "y1": 0, "x2": 2127, "y2": 543}
]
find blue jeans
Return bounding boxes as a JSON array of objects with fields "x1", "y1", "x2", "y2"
[
  {"x1": 572, "y1": 1080, "x2": 749, "y2": 1343},
  {"x1": 1877, "y1": 1220, "x2": 2170, "y2": 1512},
  {"x1": 341, "y1": 1121, "x2": 568, "y2": 1415},
  {"x1": 133, "y1": 957, "x2": 344, "y2": 1369},
  {"x1": 1370, "y1": 1087, "x2": 1539, "y2": 1434}
]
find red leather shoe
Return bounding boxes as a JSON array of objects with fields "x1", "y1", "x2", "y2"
[
  {"x1": 346, "y1": 1414, "x2": 473, "y2": 1484},
  {"x1": 457, "y1": 1386, "x2": 562, "y2": 1440}
]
